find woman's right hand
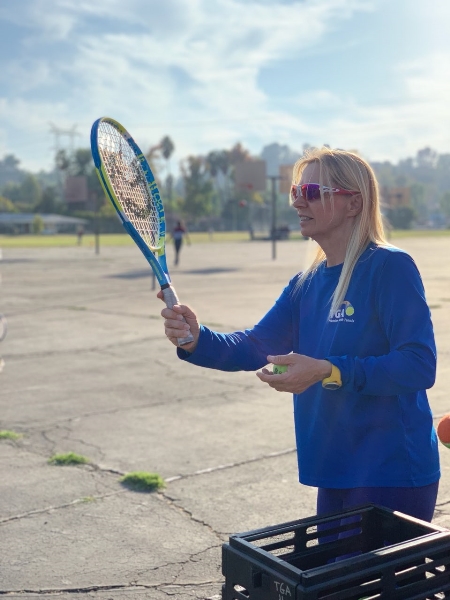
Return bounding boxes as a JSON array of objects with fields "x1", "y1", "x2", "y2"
[{"x1": 157, "y1": 291, "x2": 200, "y2": 350}]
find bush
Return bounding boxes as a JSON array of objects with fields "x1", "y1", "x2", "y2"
[{"x1": 31, "y1": 214, "x2": 44, "y2": 234}]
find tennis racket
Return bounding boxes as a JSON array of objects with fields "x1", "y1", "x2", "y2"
[{"x1": 90, "y1": 117, "x2": 194, "y2": 346}]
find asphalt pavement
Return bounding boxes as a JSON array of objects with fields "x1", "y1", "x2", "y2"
[{"x1": 0, "y1": 234, "x2": 449, "y2": 599}]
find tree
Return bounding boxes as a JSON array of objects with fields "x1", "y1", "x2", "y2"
[
  {"x1": 160, "y1": 136, "x2": 175, "y2": 201},
  {"x1": 410, "y1": 183, "x2": 428, "y2": 223},
  {"x1": 416, "y1": 147, "x2": 438, "y2": 170},
  {"x1": 2, "y1": 174, "x2": 42, "y2": 208},
  {"x1": 0, "y1": 195, "x2": 16, "y2": 212},
  {"x1": 229, "y1": 143, "x2": 251, "y2": 166},
  {"x1": 386, "y1": 206, "x2": 416, "y2": 229},
  {"x1": 72, "y1": 149, "x2": 92, "y2": 176},
  {"x1": 55, "y1": 149, "x2": 71, "y2": 172},
  {"x1": 436, "y1": 154, "x2": 450, "y2": 193},
  {"x1": 440, "y1": 192, "x2": 450, "y2": 224},
  {"x1": 160, "y1": 136, "x2": 175, "y2": 161},
  {"x1": 31, "y1": 214, "x2": 44, "y2": 234},
  {"x1": 2, "y1": 155, "x2": 20, "y2": 169},
  {"x1": 20, "y1": 174, "x2": 42, "y2": 207},
  {"x1": 34, "y1": 186, "x2": 58, "y2": 214},
  {"x1": 181, "y1": 156, "x2": 214, "y2": 221},
  {"x1": 206, "y1": 149, "x2": 230, "y2": 213},
  {"x1": 0, "y1": 154, "x2": 24, "y2": 187},
  {"x1": 1, "y1": 182, "x2": 21, "y2": 203}
]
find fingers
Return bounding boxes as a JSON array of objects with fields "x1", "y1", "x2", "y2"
[
  {"x1": 164, "y1": 318, "x2": 191, "y2": 337},
  {"x1": 157, "y1": 298, "x2": 200, "y2": 349},
  {"x1": 159, "y1": 301, "x2": 193, "y2": 320},
  {"x1": 267, "y1": 354, "x2": 291, "y2": 365},
  {"x1": 256, "y1": 369, "x2": 289, "y2": 387},
  {"x1": 161, "y1": 307, "x2": 190, "y2": 339}
]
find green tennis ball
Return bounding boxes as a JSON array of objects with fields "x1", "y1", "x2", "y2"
[{"x1": 273, "y1": 364, "x2": 288, "y2": 374}]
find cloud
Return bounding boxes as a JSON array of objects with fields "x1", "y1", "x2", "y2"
[
  {"x1": 7, "y1": 0, "x2": 449, "y2": 172},
  {"x1": 0, "y1": 0, "x2": 375, "y2": 168},
  {"x1": 284, "y1": 52, "x2": 450, "y2": 161}
]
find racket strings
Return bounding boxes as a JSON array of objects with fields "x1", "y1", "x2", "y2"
[{"x1": 97, "y1": 122, "x2": 161, "y2": 250}]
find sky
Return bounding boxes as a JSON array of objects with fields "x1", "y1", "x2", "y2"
[{"x1": 1, "y1": 0, "x2": 450, "y2": 173}]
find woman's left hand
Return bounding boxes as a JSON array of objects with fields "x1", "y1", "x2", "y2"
[{"x1": 256, "y1": 354, "x2": 332, "y2": 394}]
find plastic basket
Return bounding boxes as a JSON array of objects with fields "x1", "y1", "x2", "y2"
[{"x1": 222, "y1": 504, "x2": 450, "y2": 599}]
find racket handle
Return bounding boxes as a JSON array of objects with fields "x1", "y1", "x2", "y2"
[{"x1": 162, "y1": 286, "x2": 195, "y2": 346}]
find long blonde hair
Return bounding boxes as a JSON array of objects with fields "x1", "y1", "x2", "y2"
[{"x1": 293, "y1": 147, "x2": 390, "y2": 317}]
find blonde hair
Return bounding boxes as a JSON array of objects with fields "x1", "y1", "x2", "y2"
[{"x1": 293, "y1": 147, "x2": 390, "y2": 317}]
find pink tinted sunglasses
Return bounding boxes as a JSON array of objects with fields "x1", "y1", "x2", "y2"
[{"x1": 291, "y1": 183, "x2": 359, "y2": 203}]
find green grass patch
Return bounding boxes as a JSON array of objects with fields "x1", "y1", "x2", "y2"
[
  {"x1": 48, "y1": 452, "x2": 90, "y2": 466},
  {"x1": 119, "y1": 471, "x2": 165, "y2": 493},
  {"x1": 0, "y1": 228, "x2": 448, "y2": 249},
  {"x1": 389, "y1": 229, "x2": 450, "y2": 238},
  {"x1": 0, "y1": 430, "x2": 22, "y2": 440},
  {"x1": 0, "y1": 233, "x2": 135, "y2": 248}
]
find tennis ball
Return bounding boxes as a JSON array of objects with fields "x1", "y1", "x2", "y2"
[
  {"x1": 437, "y1": 414, "x2": 450, "y2": 449},
  {"x1": 273, "y1": 364, "x2": 288, "y2": 374}
]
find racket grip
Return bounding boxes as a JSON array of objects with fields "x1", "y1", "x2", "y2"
[{"x1": 162, "y1": 286, "x2": 195, "y2": 346}]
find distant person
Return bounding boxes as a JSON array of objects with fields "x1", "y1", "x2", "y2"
[
  {"x1": 158, "y1": 147, "x2": 439, "y2": 523},
  {"x1": 77, "y1": 226, "x2": 84, "y2": 246},
  {"x1": 171, "y1": 221, "x2": 190, "y2": 266}
]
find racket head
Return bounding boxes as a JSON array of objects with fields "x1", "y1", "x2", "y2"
[{"x1": 90, "y1": 117, "x2": 170, "y2": 285}]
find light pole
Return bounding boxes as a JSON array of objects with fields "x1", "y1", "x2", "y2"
[{"x1": 268, "y1": 175, "x2": 282, "y2": 260}]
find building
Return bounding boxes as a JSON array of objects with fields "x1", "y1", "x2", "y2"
[
  {"x1": 0, "y1": 213, "x2": 87, "y2": 235},
  {"x1": 381, "y1": 187, "x2": 411, "y2": 209}
]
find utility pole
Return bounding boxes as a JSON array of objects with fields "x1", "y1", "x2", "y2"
[
  {"x1": 49, "y1": 123, "x2": 81, "y2": 202},
  {"x1": 49, "y1": 123, "x2": 80, "y2": 157}
]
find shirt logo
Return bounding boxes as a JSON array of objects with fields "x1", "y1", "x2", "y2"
[{"x1": 329, "y1": 300, "x2": 355, "y2": 323}]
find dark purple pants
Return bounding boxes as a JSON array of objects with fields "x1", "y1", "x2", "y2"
[{"x1": 317, "y1": 481, "x2": 439, "y2": 522}]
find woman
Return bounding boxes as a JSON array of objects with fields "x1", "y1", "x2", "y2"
[{"x1": 159, "y1": 147, "x2": 440, "y2": 522}]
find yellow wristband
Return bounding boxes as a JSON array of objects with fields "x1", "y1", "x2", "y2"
[{"x1": 322, "y1": 364, "x2": 342, "y2": 390}]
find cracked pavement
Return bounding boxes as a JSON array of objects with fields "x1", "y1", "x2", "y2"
[{"x1": 1, "y1": 237, "x2": 450, "y2": 598}]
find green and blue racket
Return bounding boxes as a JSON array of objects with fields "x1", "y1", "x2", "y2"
[{"x1": 90, "y1": 117, "x2": 194, "y2": 346}]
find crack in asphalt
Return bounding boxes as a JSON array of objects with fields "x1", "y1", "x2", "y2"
[
  {"x1": 0, "y1": 446, "x2": 296, "y2": 527},
  {"x1": 0, "y1": 490, "x2": 127, "y2": 525},
  {"x1": 0, "y1": 580, "x2": 223, "y2": 596},
  {"x1": 2, "y1": 335, "x2": 162, "y2": 361},
  {"x1": 165, "y1": 446, "x2": 297, "y2": 483},
  {"x1": 155, "y1": 492, "x2": 225, "y2": 543}
]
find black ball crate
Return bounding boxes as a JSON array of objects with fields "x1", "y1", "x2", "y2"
[{"x1": 222, "y1": 505, "x2": 450, "y2": 600}]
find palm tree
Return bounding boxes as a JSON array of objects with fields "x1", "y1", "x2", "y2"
[
  {"x1": 160, "y1": 136, "x2": 175, "y2": 201},
  {"x1": 160, "y1": 136, "x2": 175, "y2": 162}
]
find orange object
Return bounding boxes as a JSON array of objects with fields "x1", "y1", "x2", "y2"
[{"x1": 437, "y1": 414, "x2": 450, "y2": 448}]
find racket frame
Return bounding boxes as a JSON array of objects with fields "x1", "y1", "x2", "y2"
[
  {"x1": 90, "y1": 117, "x2": 170, "y2": 288},
  {"x1": 90, "y1": 117, "x2": 194, "y2": 346}
]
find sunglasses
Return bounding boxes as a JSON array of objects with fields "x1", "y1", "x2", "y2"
[{"x1": 291, "y1": 183, "x2": 359, "y2": 203}]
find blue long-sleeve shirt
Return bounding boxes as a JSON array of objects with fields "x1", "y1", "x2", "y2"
[{"x1": 178, "y1": 244, "x2": 440, "y2": 488}]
